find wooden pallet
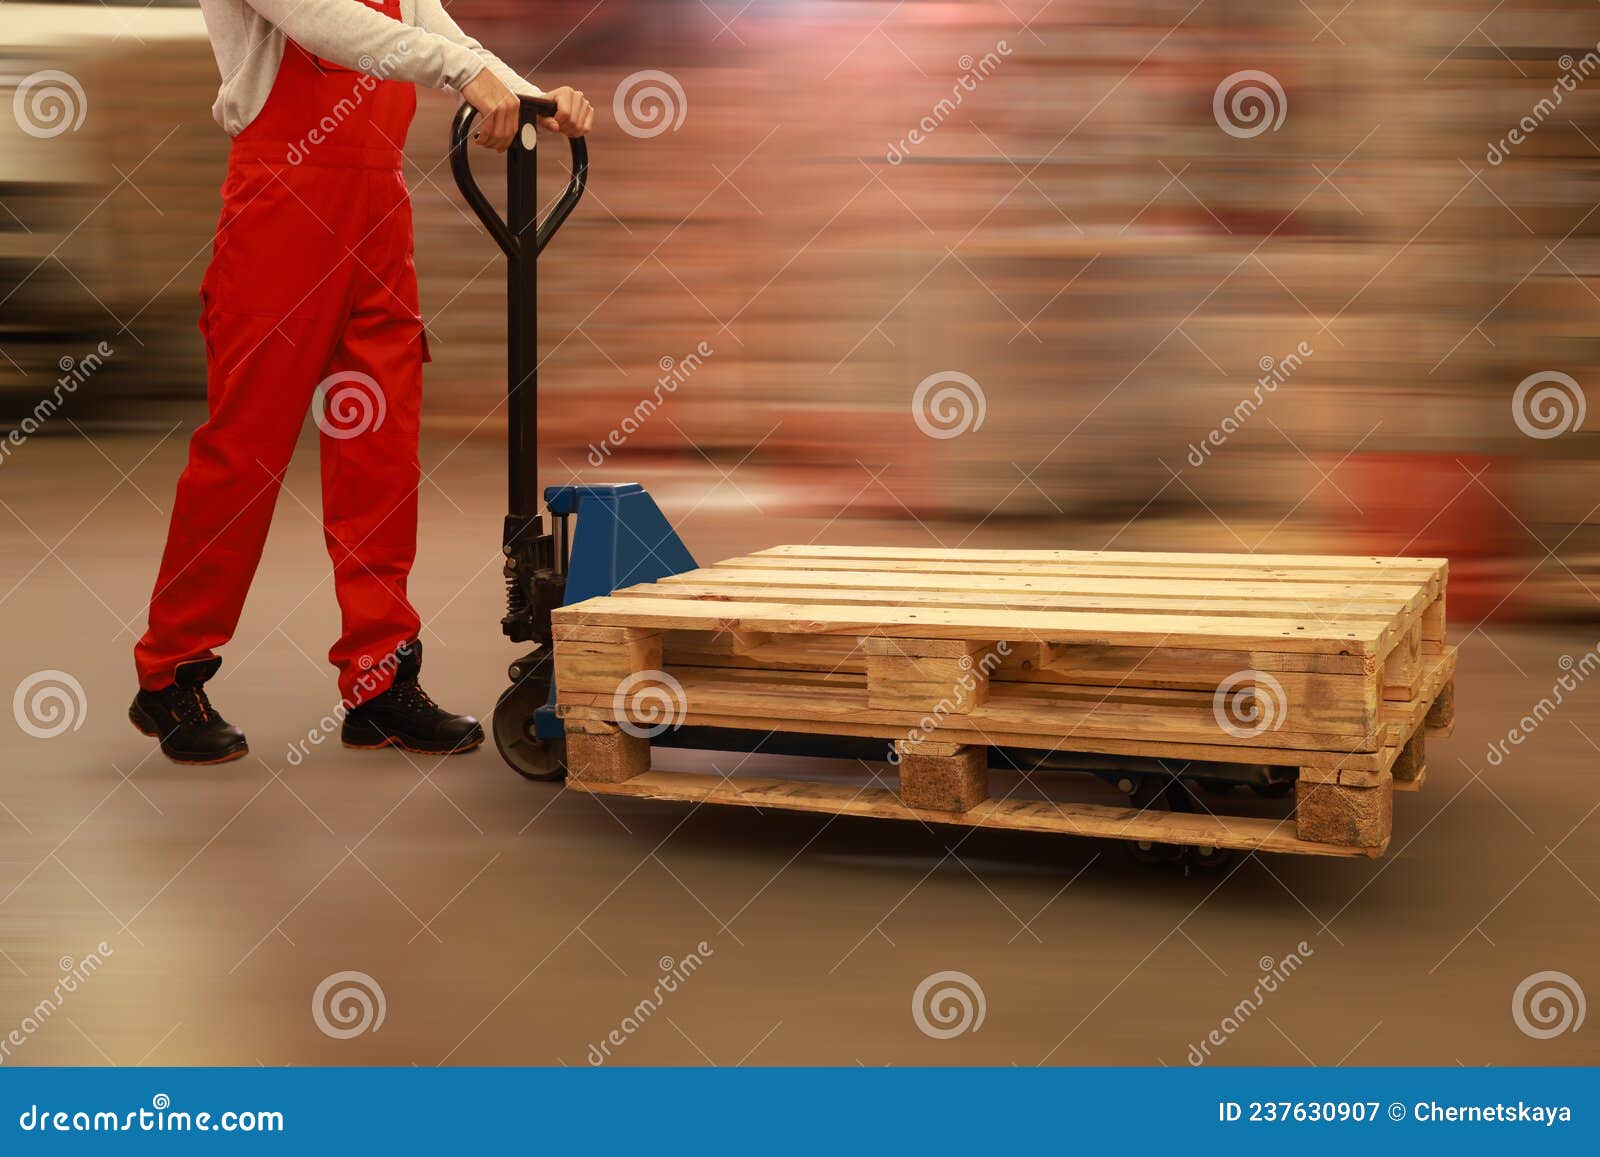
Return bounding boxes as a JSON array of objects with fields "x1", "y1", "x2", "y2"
[{"x1": 552, "y1": 546, "x2": 1454, "y2": 859}]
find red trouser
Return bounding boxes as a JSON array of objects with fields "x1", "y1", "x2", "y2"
[{"x1": 136, "y1": 3, "x2": 426, "y2": 706}]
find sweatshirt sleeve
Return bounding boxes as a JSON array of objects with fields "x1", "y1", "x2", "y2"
[
  {"x1": 412, "y1": 0, "x2": 544, "y2": 97},
  {"x1": 242, "y1": 0, "x2": 488, "y2": 91}
]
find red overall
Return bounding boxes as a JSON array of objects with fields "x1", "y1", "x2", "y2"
[{"x1": 136, "y1": 0, "x2": 425, "y2": 706}]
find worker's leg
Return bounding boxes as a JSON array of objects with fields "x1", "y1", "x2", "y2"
[
  {"x1": 322, "y1": 174, "x2": 482, "y2": 752},
  {"x1": 134, "y1": 305, "x2": 340, "y2": 691},
  {"x1": 135, "y1": 152, "x2": 353, "y2": 692},
  {"x1": 320, "y1": 173, "x2": 425, "y2": 707}
]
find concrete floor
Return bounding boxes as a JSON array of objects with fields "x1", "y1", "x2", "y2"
[{"x1": 1, "y1": 430, "x2": 1597, "y2": 1067}]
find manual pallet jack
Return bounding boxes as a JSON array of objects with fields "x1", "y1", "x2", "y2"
[
  {"x1": 450, "y1": 97, "x2": 695, "y2": 780},
  {"x1": 447, "y1": 99, "x2": 1356, "y2": 872}
]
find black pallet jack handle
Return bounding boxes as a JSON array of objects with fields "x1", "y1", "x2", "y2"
[
  {"x1": 449, "y1": 96, "x2": 589, "y2": 261},
  {"x1": 449, "y1": 96, "x2": 588, "y2": 520},
  {"x1": 450, "y1": 96, "x2": 588, "y2": 649}
]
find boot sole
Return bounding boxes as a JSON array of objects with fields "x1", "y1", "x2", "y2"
[
  {"x1": 128, "y1": 703, "x2": 249, "y2": 766},
  {"x1": 341, "y1": 728, "x2": 485, "y2": 756}
]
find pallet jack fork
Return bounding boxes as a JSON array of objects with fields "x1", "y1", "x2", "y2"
[{"x1": 450, "y1": 97, "x2": 696, "y2": 779}]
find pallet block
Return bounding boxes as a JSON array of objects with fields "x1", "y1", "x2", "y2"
[
  {"x1": 1295, "y1": 773, "x2": 1394, "y2": 849},
  {"x1": 865, "y1": 638, "x2": 991, "y2": 713},
  {"x1": 1391, "y1": 732, "x2": 1426, "y2": 790},
  {"x1": 565, "y1": 721, "x2": 649, "y2": 784},
  {"x1": 896, "y1": 740, "x2": 987, "y2": 813}
]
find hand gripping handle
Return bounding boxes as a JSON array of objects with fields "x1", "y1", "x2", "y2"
[{"x1": 449, "y1": 96, "x2": 588, "y2": 259}]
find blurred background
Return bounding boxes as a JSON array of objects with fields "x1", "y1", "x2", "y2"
[
  {"x1": 4, "y1": 0, "x2": 1596, "y2": 622},
  {"x1": 2, "y1": 0, "x2": 1598, "y2": 1068}
]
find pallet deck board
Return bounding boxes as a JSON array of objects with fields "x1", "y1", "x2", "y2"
[
  {"x1": 634, "y1": 586, "x2": 1407, "y2": 625},
  {"x1": 751, "y1": 544, "x2": 1448, "y2": 575},
  {"x1": 553, "y1": 595, "x2": 1389, "y2": 654},
  {"x1": 699, "y1": 565, "x2": 1441, "y2": 610},
  {"x1": 568, "y1": 771, "x2": 1380, "y2": 859},
  {"x1": 642, "y1": 575, "x2": 1423, "y2": 617}
]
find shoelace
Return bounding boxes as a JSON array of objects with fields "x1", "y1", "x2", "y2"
[
  {"x1": 386, "y1": 679, "x2": 442, "y2": 717},
  {"x1": 170, "y1": 686, "x2": 214, "y2": 727}
]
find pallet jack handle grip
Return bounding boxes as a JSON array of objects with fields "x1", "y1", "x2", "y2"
[{"x1": 449, "y1": 97, "x2": 589, "y2": 260}]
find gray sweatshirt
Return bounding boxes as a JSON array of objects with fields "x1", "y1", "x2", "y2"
[{"x1": 200, "y1": 0, "x2": 543, "y2": 135}]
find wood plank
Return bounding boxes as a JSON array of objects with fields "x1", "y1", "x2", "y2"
[
  {"x1": 722, "y1": 554, "x2": 1444, "y2": 587},
  {"x1": 1421, "y1": 591, "x2": 1448, "y2": 646},
  {"x1": 753, "y1": 544, "x2": 1446, "y2": 575},
  {"x1": 651, "y1": 661, "x2": 1375, "y2": 740},
  {"x1": 1382, "y1": 622, "x2": 1423, "y2": 701},
  {"x1": 682, "y1": 565, "x2": 1435, "y2": 607},
  {"x1": 557, "y1": 701, "x2": 1387, "y2": 771},
  {"x1": 553, "y1": 596, "x2": 1388, "y2": 655},
  {"x1": 636, "y1": 579, "x2": 1411, "y2": 622},
  {"x1": 569, "y1": 771, "x2": 1379, "y2": 858},
  {"x1": 661, "y1": 630, "x2": 1375, "y2": 678},
  {"x1": 553, "y1": 625, "x2": 662, "y2": 644},
  {"x1": 550, "y1": 629, "x2": 662, "y2": 695},
  {"x1": 1394, "y1": 767, "x2": 1427, "y2": 792}
]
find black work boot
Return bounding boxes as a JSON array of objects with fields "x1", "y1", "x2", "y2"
[
  {"x1": 341, "y1": 639, "x2": 484, "y2": 755},
  {"x1": 129, "y1": 656, "x2": 249, "y2": 765}
]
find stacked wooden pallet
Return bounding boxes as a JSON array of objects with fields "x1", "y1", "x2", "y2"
[{"x1": 552, "y1": 547, "x2": 1455, "y2": 860}]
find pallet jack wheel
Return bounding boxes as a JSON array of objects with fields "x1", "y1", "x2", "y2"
[
  {"x1": 1123, "y1": 776, "x2": 1236, "y2": 874},
  {"x1": 492, "y1": 672, "x2": 567, "y2": 782}
]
